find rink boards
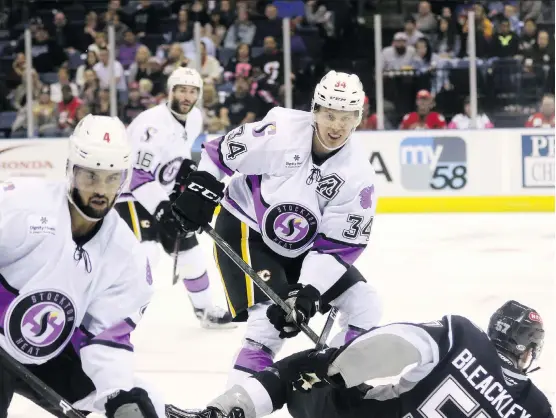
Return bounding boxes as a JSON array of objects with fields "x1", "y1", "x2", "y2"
[{"x1": 0, "y1": 128, "x2": 554, "y2": 213}]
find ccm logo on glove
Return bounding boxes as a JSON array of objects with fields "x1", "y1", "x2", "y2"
[{"x1": 187, "y1": 182, "x2": 222, "y2": 203}]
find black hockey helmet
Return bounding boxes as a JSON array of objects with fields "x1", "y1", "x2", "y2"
[{"x1": 487, "y1": 300, "x2": 544, "y2": 366}]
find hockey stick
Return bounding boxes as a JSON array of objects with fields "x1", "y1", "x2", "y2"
[
  {"x1": 315, "y1": 306, "x2": 338, "y2": 350},
  {"x1": 172, "y1": 235, "x2": 181, "y2": 285},
  {"x1": 0, "y1": 347, "x2": 87, "y2": 418},
  {"x1": 204, "y1": 224, "x2": 322, "y2": 344}
]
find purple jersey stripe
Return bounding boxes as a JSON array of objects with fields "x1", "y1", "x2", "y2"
[
  {"x1": 311, "y1": 234, "x2": 365, "y2": 265},
  {"x1": 82, "y1": 317, "x2": 135, "y2": 351},
  {"x1": 0, "y1": 275, "x2": 17, "y2": 330},
  {"x1": 224, "y1": 193, "x2": 257, "y2": 225},
  {"x1": 234, "y1": 347, "x2": 273, "y2": 373},
  {"x1": 246, "y1": 175, "x2": 267, "y2": 225},
  {"x1": 129, "y1": 168, "x2": 156, "y2": 191},
  {"x1": 203, "y1": 137, "x2": 234, "y2": 176}
]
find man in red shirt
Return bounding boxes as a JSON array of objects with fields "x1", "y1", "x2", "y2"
[
  {"x1": 57, "y1": 84, "x2": 83, "y2": 135},
  {"x1": 400, "y1": 90, "x2": 446, "y2": 129},
  {"x1": 525, "y1": 94, "x2": 555, "y2": 128}
]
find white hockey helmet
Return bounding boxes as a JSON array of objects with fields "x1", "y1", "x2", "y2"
[
  {"x1": 311, "y1": 70, "x2": 365, "y2": 126},
  {"x1": 67, "y1": 114, "x2": 132, "y2": 220},
  {"x1": 167, "y1": 67, "x2": 203, "y2": 117}
]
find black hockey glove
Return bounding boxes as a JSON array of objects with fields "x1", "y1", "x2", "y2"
[
  {"x1": 170, "y1": 159, "x2": 199, "y2": 200},
  {"x1": 171, "y1": 171, "x2": 224, "y2": 233},
  {"x1": 105, "y1": 387, "x2": 158, "y2": 418},
  {"x1": 154, "y1": 200, "x2": 183, "y2": 241},
  {"x1": 166, "y1": 405, "x2": 244, "y2": 418},
  {"x1": 276, "y1": 347, "x2": 342, "y2": 393},
  {"x1": 267, "y1": 284, "x2": 321, "y2": 338}
]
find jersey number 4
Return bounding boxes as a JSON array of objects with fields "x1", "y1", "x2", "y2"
[{"x1": 408, "y1": 376, "x2": 491, "y2": 418}]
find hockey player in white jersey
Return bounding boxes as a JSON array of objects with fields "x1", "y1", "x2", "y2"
[
  {"x1": 171, "y1": 70, "x2": 383, "y2": 386},
  {"x1": 0, "y1": 115, "x2": 165, "y2": 417},
  {"x1": 115, "y1": 67, "x2": 233, "y2": 328}
]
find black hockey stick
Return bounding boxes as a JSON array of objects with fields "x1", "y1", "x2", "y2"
[
  {"x1": 204, "y1": 224, "x2": 322, "y2": 344},
  {"x1": 316, "y1": 306, "x2": 338, "y2": 350},
  {"x1": 172, "y1": 235, "x2": 181, "y2": 285},
  {"x1": 0, "y1": 347, "x2": 87, "y2": 418}
]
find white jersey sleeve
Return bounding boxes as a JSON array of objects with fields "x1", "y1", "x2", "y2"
[
  {"x1": 298, "y1": 175, "x2": 376, "y2": 295},
  {"x1": 199, "y1": 107, "x2": 289, "y2": 179},
  {"x1": 126, "y1": 115, "x2": 170, "y2": 214},
  {"x1": 77, "y1": 249, "x2": 154, "y2": 403}
]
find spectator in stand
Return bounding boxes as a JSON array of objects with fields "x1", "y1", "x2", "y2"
[
  {"x1": 501, "y1": 3, "x2": 521, "y2": 35},
  {"x1": 75, "y1": 50, "x2": 99, "y2": 89},
  {"x1": 519, "y1": 18, "x2": 538, "y2": 52},
  {"x1": 122, "y1": 83, "x2": 146, "y2": 125},
  {"x1": 170, "y1": 8, "x2": 194, "y2": 44},
  {"x1": 50, "y1": 67, "x2": 79, "y2": 104},
  {"x1": 93, "y1": 88, "x2": 111, "y2": 116},
  {"x1": 253, "y1": 4, "x2": 282, "y2": 47},
  {"x1": 10, "y1": 69, "x2": 43, "y2": 111},
  {"x1": 34, "y1": 86, "x2": 58, "y2": 135},
  {"x1": 520, "y1": 0, "x2": 542, "y2": 22},
  {"x1": 80, "y1": 69, "x2": 100, "y2": 106},
  {"x1": 22, "y1": 27, "x2": 65, "y2": 73},
  {"x1": 131, "y1": 0, "x2": 159, "y2": 38},
  {"x1": 472, "y1": 3, "x2": 494, "y2": 41},
  {"x1": 203, "y1": 83, "x2": 227, "y2": 134},
  {"x1": 217, "y1": 0, "x2": 234, "y2": 28},
  {"x1": 79, "y1": 11, "x2": 100, "y2": 53},
  {"x1": 144, "y1": 57, "x2": 166, "y2": 97},
  {"x1": 382, "y1": 32, "x2": 416, "y2": 71},
  {"x1": 206, "y1": 12, "x2": 227, "y2": 47},
  {"x1": 433, "y1": 16, "x2": 461, "y2": 58},
  {"x1": 75, "y1": 104, "x2": 90, "y2": 125},
  {"x1": 138, "y1": 78, "x2": 157, "y2": 108},
  {"x1": 223, "y1": 7, "x2": 256, "y2": 49},
  {"x1": 128, "y1": 45, "x2": 151, "y2": 84},
  {"x1": 400, "y1": 89, "x2": 446, "y2": 129},
  {"x1": 6, "y1": 53, "x2": 25, "y2": 92},
  {"x1": 305, "y1": 0, "x2": 334, "y2": 38},
  {"x1": 199, "y1": 41, "x2": 223, "y2": 85},
  {"x1": 189, "y1": 0, "x2": 210, "y2": 26},
  {"x1": 57, "y1": 84, "x2": 82, "y2": 135},
  {"x1": 358, "y1": 96, "x2": 377, "y2": 130},
  {"x1": 224, "y1": 43, "x2": 252, "y2": 82},
  {"x1": 118, "y1": 30, "x2": 141, "y2": 70},
  {"x1": 457, "y1": 5, "x2": 492, "y2": 58},
  {"x1": 414, "y1": 1, "x2": 437, "y2": 33},
  {"x1": 219, "y1": 76, "x2": 259, "y2": 130},
  {"x1": 404, "y1": 16, "x2": 424, "y2": 46},
  {"x1": 104, "y1": 11, "x2": 130, "y2": 47},
  {"x1": 491, "y1": 18, "x2": 520, "y2": 57},
  {"x1": 50, "y1": 12, "x2": 75, "y2": 53},
  {"x1": 412, "y1": 37, "x2": 440, "y2": 69},
  {"x1": 253, "y1": 36, "x2": 283, "y2": 84},
  {"x1": 162, "y1": 44, "x2": 195, "y2": 76},
  {"x1": 448, "y1": 96, "x2": 494, "y2": 129},
  {"x1": 524, "y1": 30, "x2": 553, "y2": 68},
  {"x1": 88, "y1": 32, "x2": 108, "y2": 56},
  {"x1": 93, "y1": 48, "x2": 126, "y2": 93},
  {"x1": 525, "y1": 94, "x2": 555, "y2": 127}
]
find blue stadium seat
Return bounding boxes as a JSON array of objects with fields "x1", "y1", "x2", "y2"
[
  {"x1": 40, "y1": 72, "x2": 58, "y2": 84},
  {"x1": 217, "y1": 48, "x2": 236, "y2": 67},
  {"x1": 251, "y1": 47, "x2": 264, "y2": 58},
  {"x1": 0, "y1": 111, "x2": 17, "y2": 131}
]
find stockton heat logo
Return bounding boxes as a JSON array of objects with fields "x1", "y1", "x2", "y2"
[
  {"x1": 264, "y1": 203, "x2": 318, "y2": 251},
  {"x1": 5, "y1": 290, "x2": 76, "y2": 361}
]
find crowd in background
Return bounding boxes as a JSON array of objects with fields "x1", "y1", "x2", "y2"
[{"x1": 0, "y1": 0, "x2": 553, "y2": 138}]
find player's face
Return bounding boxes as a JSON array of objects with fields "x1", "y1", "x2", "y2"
[
  {"x1": 417, "y1": 97, "x2": 432, "y2": 113},
  {"x1": 314, "y1": 108, "x2": 359, "y2": 149},
  {"x1": 72, "y1": 166, "x2": 127, "y2": 219},
  {"x1": 172, "y1": 85, "x2": 199, "y2": 114}
]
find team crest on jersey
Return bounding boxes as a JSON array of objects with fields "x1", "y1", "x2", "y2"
[
  {"x1": 263, "y1": 203, "x2": 318, "y2": 251},
  {"x1": 5, "y1": 290, "x2": 76, "y2": 361},
  {"x1": 315, "y1": 173, "x2": 345, "y2": 200},
  {"x1": 158, "y1": 157, "x2": 183, "y2": 185}
]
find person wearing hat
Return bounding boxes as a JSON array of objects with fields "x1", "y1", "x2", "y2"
[
  {"x1": 400, "y1": 89, "x2": 446, "y2": 129},
  {"x1": 381, "y1": 32, "x2": 416, "y2": 71}
]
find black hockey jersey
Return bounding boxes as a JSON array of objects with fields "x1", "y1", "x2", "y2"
[{"x1": 288, "y1": 315, "x2": 553, "y2": 418}]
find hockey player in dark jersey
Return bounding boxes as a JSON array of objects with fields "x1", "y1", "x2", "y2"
[{"x1": 192, "y1": 300, "x2": 552, "y2": 418}]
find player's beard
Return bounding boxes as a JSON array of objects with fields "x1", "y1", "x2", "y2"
[
  {"x1": 171, "y1": 97, "x2": 192, "y2": 115},
  {"x1": 72, "y1": 189, "x2": 114, "y2": 220}
]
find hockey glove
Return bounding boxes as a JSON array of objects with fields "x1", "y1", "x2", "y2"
[
  {"x1": 171, "y1": 171, "x2": 224, "y2": 233},
  {"x1": 105, "y1": 387, "x2": 158, "y2": 418},
  {"x1": 154, "y1": 200, "x2": 183, "y2": 241},
  {"x1": 267, "y1": 284, "x2": 321, "y2": 338},
  {"x1": 170, "y1": 159, "x2": 199, "y2": 201},
  {"x1": 276, "y1": 347, "x2": 342, "y2": 393},
  {"x1": 166, "y1": 404, "x2": 244, "y2": 418}
]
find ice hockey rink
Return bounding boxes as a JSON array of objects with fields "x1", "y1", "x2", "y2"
[{"x1": 9, "y1": 213, "x2": 555, "y2": 417}]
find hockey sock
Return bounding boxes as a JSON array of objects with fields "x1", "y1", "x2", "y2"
[
  {"x1": 182, "y1": 272, "x2": 212, "y2": 310},
  {"x1": 177, "y1": 246, "x2": 213, "y2": 311}
]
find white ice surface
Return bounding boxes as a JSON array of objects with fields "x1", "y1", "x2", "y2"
[{"x1": 8, "y1": 214, "x2": 554, "y2": 417}]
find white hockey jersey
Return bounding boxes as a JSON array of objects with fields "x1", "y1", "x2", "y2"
[
  {"x1": 0, "y1": 178, "x2": 153, "y2": 403},
  {"x1": 199, "y1": 107, "x2": 377, "y2": 295},
  {"x1": 120, "y1": 103, "x2": 203, "y2": 214},
  {"x1": 448, "y1": 113, "x2": 494, "y2": 129}
]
